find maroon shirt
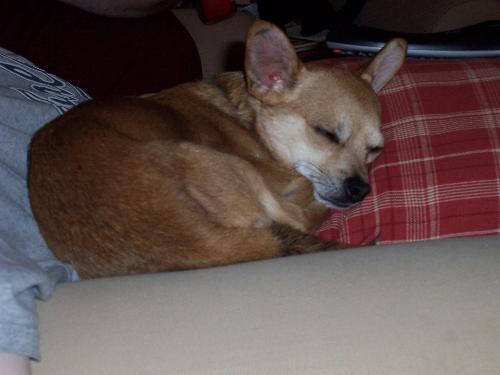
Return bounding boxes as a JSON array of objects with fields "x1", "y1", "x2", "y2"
[{"x1": 0, "y1": 0, "x2": 202, "y2": 97}]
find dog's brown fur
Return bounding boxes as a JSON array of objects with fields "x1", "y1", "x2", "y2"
[{"x1": 28, "y1": 21, "x2": 406, "y2": 278}]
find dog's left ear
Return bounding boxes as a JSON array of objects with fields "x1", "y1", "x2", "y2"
[
  {"x1": 245, "y1": 21, "x2": 303, "y2": 104},
  {"x1": 360, "y1": 38, "x2": 407, "y2": 93}
]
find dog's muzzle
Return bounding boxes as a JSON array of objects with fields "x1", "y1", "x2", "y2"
[
  {"x1": 314, "y1": 175, "x2": 371, "y2": 209},
  {"x1": 294, "y1": 162, "x2": 371, "y2": 209}
]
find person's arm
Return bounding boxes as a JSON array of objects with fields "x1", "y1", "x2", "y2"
[
  {"x1": 0, "y1": 353, "x2": 31, "y2": 375},
  {"x1": 56, "y1": 0, "x2": 179, "y2": 17}
]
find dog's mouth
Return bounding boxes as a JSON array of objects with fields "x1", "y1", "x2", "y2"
[{"x1": 314, "y1": 191, "x2": 355, "y2": 210}]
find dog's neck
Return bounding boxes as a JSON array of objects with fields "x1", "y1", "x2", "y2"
[
  {"x1": 215, "y1": 71, "x2": 257, "y2": 130},
  {"x1": 216, "y1": 71, "x2": 300, "y2": 170}
]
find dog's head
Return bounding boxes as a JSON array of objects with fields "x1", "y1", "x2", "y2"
[{"x1": 245, "y1": 21, "x2": 406, "y2": 209}]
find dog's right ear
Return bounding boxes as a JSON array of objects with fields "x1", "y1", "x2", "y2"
[{"x1": 245, "y1": 21, "x2": 303, "y2": 104}]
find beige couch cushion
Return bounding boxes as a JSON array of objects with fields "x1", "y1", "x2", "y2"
[{"x1": 33, "y1": 236, "x2": 500, "y2": 374}]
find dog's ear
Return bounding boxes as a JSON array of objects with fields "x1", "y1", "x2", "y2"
[
  {"x1": 360, "y1": 38, "x2": 407, "y2": 93},
  {"x1": 245, "y1": 21, "x2": 302, "y2": 104}
]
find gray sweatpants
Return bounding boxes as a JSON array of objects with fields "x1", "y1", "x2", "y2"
[{"x1": 0, "y1": 47, "x2": 89, "y2": 360}]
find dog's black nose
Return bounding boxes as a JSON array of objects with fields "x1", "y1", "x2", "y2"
[{"x1": 344, "y1": 176, "x2": 371, "y2": 203}]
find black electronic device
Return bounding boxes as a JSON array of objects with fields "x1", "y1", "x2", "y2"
[{"x1": 326, "y1": 21, "x2": 500, "y2": 58}]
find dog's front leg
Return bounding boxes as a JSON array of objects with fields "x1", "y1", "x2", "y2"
[
  {"x1": 282, "y1": 176, "x2": 315, "y2": 205},
  {"x1": 281, "y1": 177, "x2": 329, "y2": 232},
  {"x1": 179, "y1": 143, "x2": 315, "y2": 233},
  {"x1": 302, "y1": 201, "x2": 329, "y2": 232}
]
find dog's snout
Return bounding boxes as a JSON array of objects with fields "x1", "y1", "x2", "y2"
[{"x1": 344, "y1": 176, "x2": 371, "y2": 203}]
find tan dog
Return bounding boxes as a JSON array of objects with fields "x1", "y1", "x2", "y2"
[{"x1": 28, "y1": 21, "x2": 406, "y2": 278}]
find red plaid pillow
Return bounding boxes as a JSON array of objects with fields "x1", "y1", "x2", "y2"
[{"x1": 317, "y1": 58, "x2": 500, "y2": 245}]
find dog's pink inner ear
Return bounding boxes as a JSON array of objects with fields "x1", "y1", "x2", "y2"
[
  {"x1": 252, "y1": 30, "x2": 293, "y2": 90},
  {"x1": 260, "y1": 62, "x2": 287, "y2": 88}
]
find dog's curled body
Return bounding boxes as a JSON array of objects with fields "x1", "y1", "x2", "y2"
[
  {"x1": 29, "y1": 90, "x2": 318, "y2": 277},
  {"x1": 29, "y1": 21, "x2": 406, "y2": 278}
]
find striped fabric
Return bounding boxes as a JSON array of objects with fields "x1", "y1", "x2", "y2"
[{"x1": 316, "y1": 58, "x2": 500, "y2": 245}]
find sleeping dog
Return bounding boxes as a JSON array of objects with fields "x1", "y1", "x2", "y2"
[{"x1": 28, "y1": 21, "x2": 406, "y2": 278}]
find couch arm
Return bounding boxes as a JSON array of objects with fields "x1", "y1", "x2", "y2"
[{"x1": 34, "y1": 236, "x2": 500, "y2": 374}]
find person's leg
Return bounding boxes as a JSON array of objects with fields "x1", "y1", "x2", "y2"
[{"x1": 0, "y1": 46, "x2": 87, "y2": 366}]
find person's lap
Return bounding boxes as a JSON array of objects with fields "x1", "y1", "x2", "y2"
[{"x1": 0, "y1": 47, "x2": 88, "y2": 365}]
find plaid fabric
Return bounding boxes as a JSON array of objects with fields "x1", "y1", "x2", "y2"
[{"x1": 316, "y1": 57, "x2": 500, "y2": 245}]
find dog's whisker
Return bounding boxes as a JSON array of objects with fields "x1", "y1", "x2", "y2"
[{"x1": 294, "y1": 161, "x2": 328, "y2": 180}]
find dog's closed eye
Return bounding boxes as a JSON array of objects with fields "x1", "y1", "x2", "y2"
[{"x1": 314, "y1": 127, "x2": 340, "y2": 144}]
